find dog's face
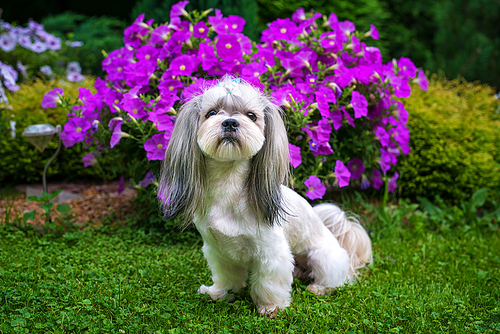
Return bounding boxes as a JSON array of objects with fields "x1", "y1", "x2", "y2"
[{"x1": 196, "y1": 83, "x2": 266, "y2": 161}]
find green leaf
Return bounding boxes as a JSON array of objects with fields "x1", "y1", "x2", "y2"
[
  {"x1": 470, "y1": 188, "x2": 488, "y2": 209},
  {"x1": 56, "y1": 204, "x2": 71, "y2": 213},
  {"x1": 26, "y1": 196, "x2": 43, "y2": 202},
  {"x1": 23, "y1": 210, "x2": 36, "y2": 223},
  {"x1": 40, "y1": 203, "x2": 54, "y2": 212},
  {"x1": 48, "y1": 190, "x2": 63, "y2": 200}
]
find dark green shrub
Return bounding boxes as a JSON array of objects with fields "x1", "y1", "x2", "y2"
[
  {"x1": 0, "y1": 77, "x2": 102, "y2": 185},
  {"x1": 431, "y1": 0, "x2": 500, "y2": 90},
  {"x1": 397, "y1": 75, "x2": 500, "y2": 204},
  {"x1": 41, "y1": 12, "x2": 125, "y2": 76},
  {"x1": 131, "y1": 0, "x2": 260, "y2": 41}
]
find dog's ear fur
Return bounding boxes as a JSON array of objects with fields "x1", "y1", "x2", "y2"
[
  {"x1": 246, "y1": 99, "x2": 290, "y2": 226},
  {"x1": 158, "y1": 95, "x2": 206, "y2": 225}
]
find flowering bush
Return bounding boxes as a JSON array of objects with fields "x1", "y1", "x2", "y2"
[
  {"x1": 0, "y1": 16, "x2": 85, "y2": 102},
  {"x1": 42, "y1": 1, "x2": 427, "y2": 201}
]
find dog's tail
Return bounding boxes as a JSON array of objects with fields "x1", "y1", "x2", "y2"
[{"x1": 313, "y1": 203, "x2": 372, "y2": 277}]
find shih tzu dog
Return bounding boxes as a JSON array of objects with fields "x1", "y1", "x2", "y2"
[{"x1": 158, "y1": 77, "x2": 372, "y2": 317}]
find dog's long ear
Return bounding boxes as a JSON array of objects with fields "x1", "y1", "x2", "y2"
[
  {"x1": 246, "y1": 99, "x2": 290, "y2": 226},
  {"x1": 158, "y1": 96, "x2": 206, "y2": 225}
]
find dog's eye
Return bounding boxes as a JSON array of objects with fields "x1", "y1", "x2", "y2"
[
  {"x1": 246, "y1": 112, "x2": 257, "y2": 122},
  {"x1": 205, "y1": 110, "x2": 218, "y2": 118}
]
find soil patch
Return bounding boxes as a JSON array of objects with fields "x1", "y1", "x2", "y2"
[{"x1": 1, "y1": 181, "x2": 136, "y2": 226}]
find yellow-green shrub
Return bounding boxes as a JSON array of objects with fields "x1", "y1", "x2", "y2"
[
  {"x1": 0, "y1": 77, "x2": 101, "y2": 185},
  {"x1": 397, "y1": 76, "x2": 500, "y2": 203}
]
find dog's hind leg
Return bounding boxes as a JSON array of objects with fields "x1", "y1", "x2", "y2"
[{"x1": 305, "y1": 235, "x2": 350, "y2": 294}]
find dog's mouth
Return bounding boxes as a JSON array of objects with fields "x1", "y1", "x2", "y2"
[{"x1": 219, "y1": 132, "x2": 240, "y2": 146}]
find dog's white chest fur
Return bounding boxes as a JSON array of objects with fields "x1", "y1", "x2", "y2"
[{"x1": 194, "y1": 159, "x2": 260, "y2": 266}]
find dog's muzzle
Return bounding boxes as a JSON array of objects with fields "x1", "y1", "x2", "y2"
[{"x1": 220, "y1": 118, "x2": 240, "y2": 144}]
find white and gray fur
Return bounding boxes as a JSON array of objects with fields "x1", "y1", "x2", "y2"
[{"x1": 158, "y1": 77, "x2": 372, "y2": 317}]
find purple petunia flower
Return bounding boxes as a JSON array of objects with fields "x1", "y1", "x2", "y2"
[
  {"x1": 40, "y1": 65, "x2": 53, "y2": 76},
  {"x1": 124, "y1": 14, "x2": 151, "y2": 48},
  {"x1": 315, "y1": 86, "x2": 336, "y2": 118},
  {"x1": 367, "y1": 24, "x2": 379, "y2": 40},
  {"x1": 45, "y1": 35, "x2": 61, "y2": 50},
  {"x1": 148, "y1": 111, "x2": 174, "y2": 132},
  {"x1": 168, "y1": 54, "x2": 200, "y2": 76},
  {"x1": 388, "y1": 172, "x2": 399, "y2": 193},
  {"x1": 288, "y1": 143, "x2": 302, "y2": 168},
  {"x1": 268, "y1": 18, "x2": 299, "y2": 41},
  {"x1": 83, "y1": 153, "x2": 97, "y2": 167},
  {"x1": 144, "y1": 133, "x2": 168, "y2": 161},
  {"x1": 328, "y1": 109, "x2": 343, "y2": 131},
  {"x1": 121, "y1": 97, "x2": 148, "y2": 120},
  {"x1": 216, "y1": 34, "x2": 243, "y2": 62},
  {"x1": 391, "y1": 76, "x2": 411, "y2": 98},
  {"x1": 346, "y1": 157, "x2": 365, "y2": 180},
  {"x1": 67, "y1": 61, "x2": 82, "y2": 74},
  {"x1": 227, "y1": 15, "x2": 246, "y2": 34},
  {"x1": 375, "y1": 126, "x2": 390, "y2": 147},
  {"x1": 398, "y1": 57, "x2": 417, "y2": 78},
  {"x1": 30, "y1": 40, "x2": 47, "y2": 53},
  {"x1": 351, "y1": 91, "x2": 368, "y2": 118},
  {"x1": 41, "y1": 87, "x2": 64, "y2": 108},
  {"x1": 135, "y1": 45, "x2": 160, "y2": 62},
  {"x1": 117, "y1": 175, "x2": 125, "y2": 195},
  {"x1": 360, "y1": 175, "x2": 370, "y2": 190},
  {"x1": 16, "y1": 61, "x2": 27, "y2": 79},
  {"x1": 66, "y1": 72, "x2": 85, "y2": 82},
  {"x1": 109, "y1": 118, "x2": 129, "y2": 148},
  {"x1": 193, "y1": 21, "x2": 208, "y2": 38},
  {"x1": 335, "y1": 160, "x2": 351, "y2": 188},
  {"x1": 151, "y1": 24, "x2": 171, "y2": 45},
  {"x1": 371, "y1": 169, "x2": 384, "y2": 190},
  {"x1": 0, "y1": 61, "x2": 20, "y2": 91},
  {"x1": 158, "y1": 78, "x2": 183, "y2": 97},
  {"x1": 304, "y1": 175, "x2": 326, "y2": 200},
  {"x1": 138, "y1": 170, "x2": 156, "y2": 188},
  {"x1": 0, "y1": 33, "x2": 16, "y2": 52},
  {"x1": 64, "y1": 117, "x2": 91, "y2": 142},
  {"x1": 392, "y1": 100, "x2": 408, "y2": 124},
  {"x1": 415, "y1": 70, "x2": 428, "y2": 91},
  {"x1": 170, "y1": 0, "x2": 189, "y2": 18}
]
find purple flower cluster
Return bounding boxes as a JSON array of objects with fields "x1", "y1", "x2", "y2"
[
  {"x1": 43, "y1": 1, "x2": 427, "y2": 200},
  {"x1": 255, "y1": 8, "x2": 427, "y2": 199},
  {"x1": 0, "y1": 19, "x2": 63, "y2": 53},
  {"x1": 0, "y1": 17, "x2": 85, "y2": 98}
]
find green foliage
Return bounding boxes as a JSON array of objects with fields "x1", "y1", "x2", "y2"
[
  {"x1": 25, "y1": 190, "x2": 73, "y2": 229},
  {"x1": 131, "y1": 0, "x2": 260, "y2": 41},
  {"x1": 131, "y1": 186, "x2": 199, "y2": 242},
  {"x1": 418, "y1": 188, "x2": 500, "y2": 232},
  {"x1": 431, "y1": 0, "x2": 500, "y2": 89},
  {"x1": 0, "y1": 77, "x2": 102, "y2": 185},
  {"x1": 41, "y1": 12, "x2": 125, "y2": 76},
  {"x1": 397, "y1": 76, "x2": 500, "y2": 204}
]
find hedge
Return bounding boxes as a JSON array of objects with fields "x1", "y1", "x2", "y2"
[
  {"x1": 397, "y1": 75, "x2": 500, "y2": 203},
  {"x1": 0, "y1": 78, "x2": 101, "y2": 185}
]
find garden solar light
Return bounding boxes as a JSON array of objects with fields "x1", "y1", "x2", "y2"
[{"x1": 22, "y1": 123, "x2": 62, "y2": 194}]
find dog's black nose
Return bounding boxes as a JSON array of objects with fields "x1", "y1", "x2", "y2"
[{"x1": 222, "y1": 118, "x2": 239, "y2": 131}]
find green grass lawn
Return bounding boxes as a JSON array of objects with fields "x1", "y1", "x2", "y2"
[{"x1": 0, "y1": 217, "x2": 499, "y2": 333}]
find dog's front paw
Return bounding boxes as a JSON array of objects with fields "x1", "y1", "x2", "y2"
[
  {"x1": 198, "y1": 284, "x2": 235, "y2": 302},
  {"x1": 306, "y1": 284, "x2": 333, "y2": 295},
  {"x1": 257, "y1": 305, "x2": 285, "y2": 318}
]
